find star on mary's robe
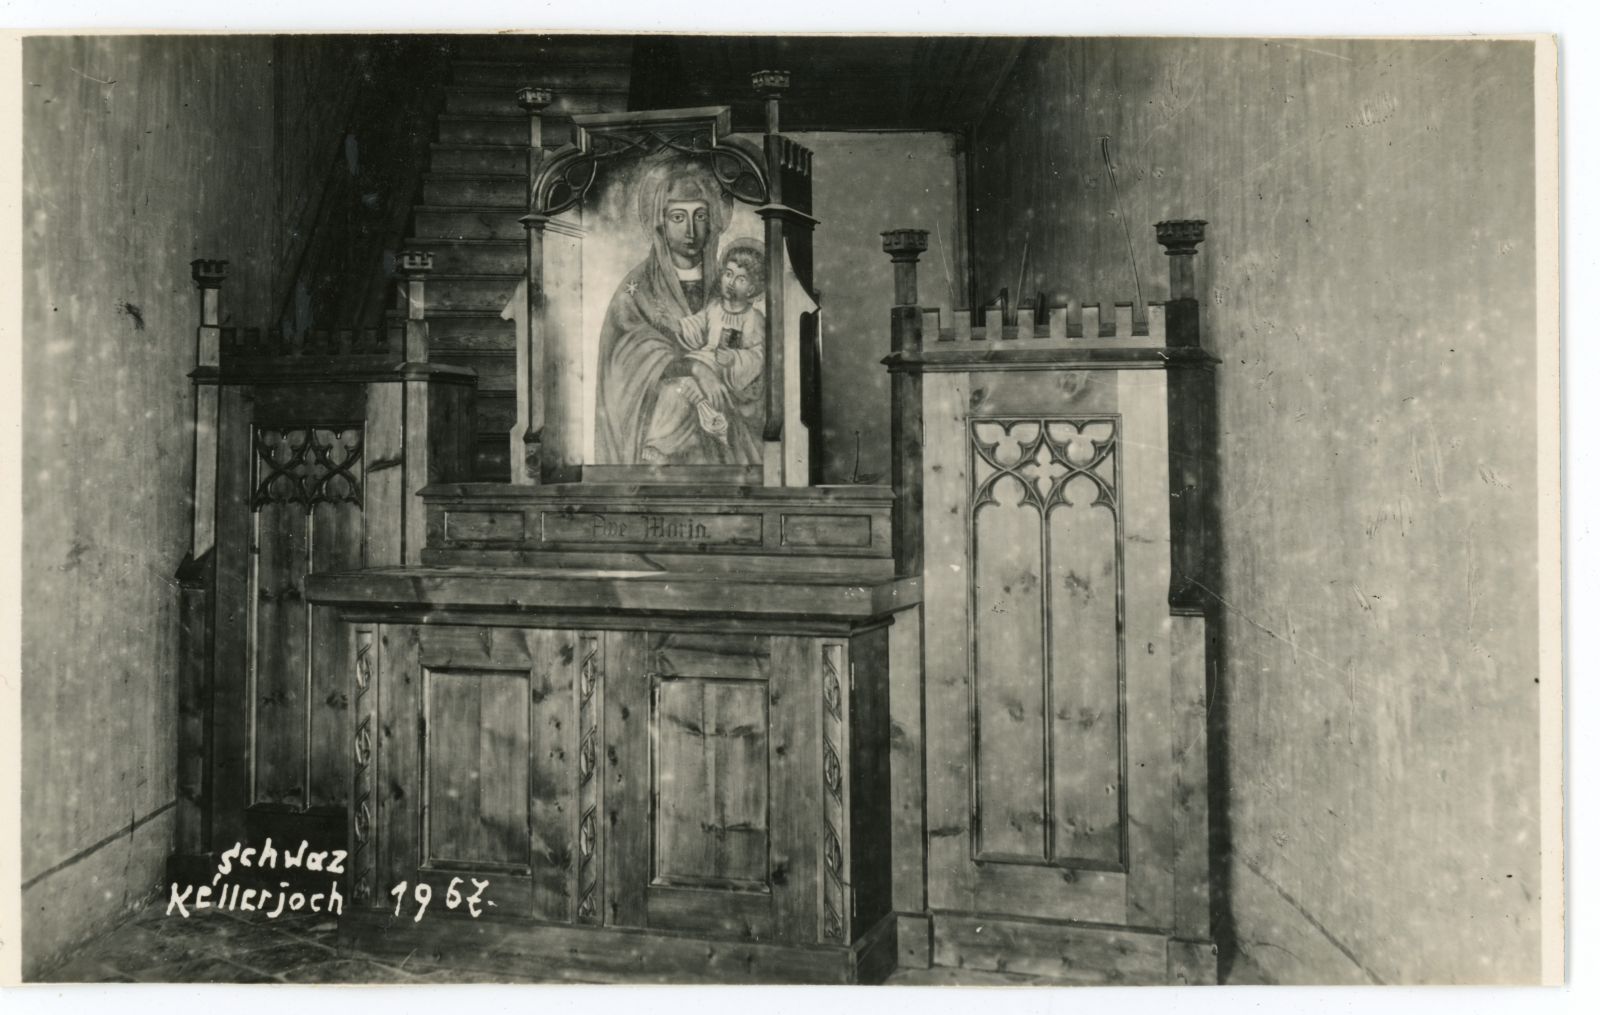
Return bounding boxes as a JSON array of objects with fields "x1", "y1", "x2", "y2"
[{"x1": 625, "y1": 281, "x2": 639, "y2": 295}]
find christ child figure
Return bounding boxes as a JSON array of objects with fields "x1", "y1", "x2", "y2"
[{"x1": 640, "y1": 241, "x2": 768, "y2": 464}]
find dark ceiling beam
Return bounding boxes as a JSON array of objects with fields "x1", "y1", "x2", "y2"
[{"x1": 622, "y1": 35, "x2": 1032, "y2": 133}]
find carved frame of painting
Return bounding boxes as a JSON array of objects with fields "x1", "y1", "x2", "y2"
[{"x1": 523, "y1": 106, "x2": 790, "y2": 486}]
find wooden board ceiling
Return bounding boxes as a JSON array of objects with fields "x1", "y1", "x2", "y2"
[{"x1": 626, "y1": 35, "x2": 1029, "y2": 133}]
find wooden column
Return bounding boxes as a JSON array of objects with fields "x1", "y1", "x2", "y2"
[
  {"x1": 398, "y1": 249, "x2": 432, "y2": 362},
  {"x1": 175, "y1": 258, "x2": 227, "y2": 865},
  {"x1": 1155, "y1": 219, "x2": 1207, "y2": 348},
  {"x1": 398, "y1": 251, "x2": 434, "y2": 564},
  {"x1": 1155, "y1": 219, "x2": 1216, "y2": 975},
  {"x1": 882, "y1": 229, "x2": 927, "y2": 576},
  {"x1": 189, "y1": 259, "x2": 227, "y2": 556},
  {"x1": 1155, "y1": 220, "x2": 1214, "y2": 613},
  {"x1": 516, "y1": 86, "x2": 553, "y2": 484},
  {"x1": 754, "y1": 70, "x2": 794, "y2": 486}
]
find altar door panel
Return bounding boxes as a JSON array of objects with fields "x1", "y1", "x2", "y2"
[
  {"x1": 606, "y1": 631, "x2": 815, "y2": 942},
  {"x1": 925, "y1": 370, "x2": 1173, "y2": 928},
  {"x1": 411, "y1": 626, "x2": 580, "y2": 922},
  {"x1": 653, "y1": 678, "x2": 770, "y2": 888},
  {"x1": 425, "y1": 669, "x2": 531, "y2": 868}
]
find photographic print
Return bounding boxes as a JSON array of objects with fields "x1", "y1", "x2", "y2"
[{"x1": 6, "y1": 27, "x2": 1561, "y2": 991}]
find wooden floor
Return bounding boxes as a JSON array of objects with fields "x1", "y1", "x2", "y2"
[{"x1": 39, "y1": 900, "x2": 1266, "y2": 985}]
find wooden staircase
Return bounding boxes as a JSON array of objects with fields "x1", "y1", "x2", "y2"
[{"x1": 408, "y1": 36, "x2": 633, "y2": 481}]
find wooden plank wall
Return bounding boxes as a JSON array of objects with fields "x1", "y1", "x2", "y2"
[
  {"x1": 969, "y1": 38, "x2": 1543, "y2": 983},
  {"x1": 18, "y1": 35, "x2": 280, "y2": 976}
]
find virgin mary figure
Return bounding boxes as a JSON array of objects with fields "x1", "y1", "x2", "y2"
[{"x1": 593, "y1": 158, "x2": 765, "y2": 467}]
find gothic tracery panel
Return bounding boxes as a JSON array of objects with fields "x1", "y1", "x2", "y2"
[
  {"x1": 249, "y1": 425, "x2": 365, "y2": 811},
  {"x1": 968, "y1": 418, "x2": 1125, "y2": 869}
]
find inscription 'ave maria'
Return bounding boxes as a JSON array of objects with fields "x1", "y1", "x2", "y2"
[
  {"x1": 542, "y1": 510, "x2": 763, "y2": 546},
  {"x1": 592, "y1": 514, "x2": 706, "y2": 540}
]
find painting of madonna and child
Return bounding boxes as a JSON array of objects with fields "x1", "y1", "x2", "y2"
[{"x1": 579, "y1": 155, "x2": 772, "y2": 476}]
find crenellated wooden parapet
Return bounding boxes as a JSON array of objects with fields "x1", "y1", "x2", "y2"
[
  {"x1": 916, "y1": 302, "x2": 1169, "y2": 343},
  {"x1": 881, "y1": 220, "x2": 1216, "y2": 597},
  {"x1": 218, "y1": 324, "x2": 402, "y2": 360},
  {"x1": 888, "y1": 220, "x2": 1209, "y2": 351},
  {"x1": 204, "y1": 249, "x2": 449, "y2": 378}
]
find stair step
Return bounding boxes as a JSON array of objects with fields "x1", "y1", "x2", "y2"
[
  {"x1": 423, "y1": 173, "x2": 527, "y2": 207},
  {"x1": 421, "y1": 273, "x2": 521, "y2": 313},
  {"x1": 450, "y1": 59, "x2": 632, "y2": 91},
  {"x1": 413, "y1": 205, "x2": 526, "y2": 241},
  {"x1": 405, "y1": 237, "x2": 525, "y2": 275},
  {"x1": 424, "y1": 311, "x2": 518, "y2": 351},
  {"x1": 433, "y1": 350, "x2": 517, "y2": 392},
  {"x1": 419, "y1": 40, "x2": 632, "y2": 485},
  {"x1": 436, "y1": 112, "x2": 591, "y2": 148},
  {"x1": 438, "y1": 114, "x2": 529, "y2": 145},
  {"x1": 444, "y1": 84, "x2": 631, "y2": 117},
  {"x1": 430, "y1": 143, "x2": 528, "y2": 175}
]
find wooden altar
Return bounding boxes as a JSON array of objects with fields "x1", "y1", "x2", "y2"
[{"x1": 307, "y1": 554, "x2": 914, "y2": 982}]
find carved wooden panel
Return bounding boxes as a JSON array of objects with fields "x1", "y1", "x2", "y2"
[
  {"x1": 411, "y1": 626, "x2": 582, "y2": 922},
  {"x1": 820, "y1": 641, "x2": 850, "y2": 941},
  {"x1": 248, "y1": 425, "x2": 364, "y2": 811},
  {"x1": 424, "y1": 668, "x2": 531, "y2": 869},
  {"x1": 652, "y1": 677, "x2": 771, "y2": 890},
  {"x1": 923, "y1": 367, "x2": 1186, "y2": 933},
  {"x1": 576, "y1": 634, "x2": 603, "y2": 923},
  {"x1": 604, "y1": 629, "x2": 831, "y2": 942},
  {"x1": 350, "y1": 627, "x2": 377, "y2": 906},
  {"x1": 969, "y1": 417, "x2": 1124, "y2": 869}
]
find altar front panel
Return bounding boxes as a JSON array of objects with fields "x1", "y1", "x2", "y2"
[
  {"x1": 367, "y1": 624, "x2": 583, "y2": 922},
  {"x1": 356, "y1": 615, "x2": 894, "y2": 952}
]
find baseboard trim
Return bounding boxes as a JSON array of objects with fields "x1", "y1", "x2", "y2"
[
  {"x1": 342, "y1": 907, "x2": 898, "y2": 984},
  {"x1": 929, "y1": 911, "x2": 1216, "y2": 985},
  {"x1": 1233, "y1": 858, "x2": 1381, "y2": 985},
  {"x1": 22, "y1": 799, "x2": 176, "y2": 892}
]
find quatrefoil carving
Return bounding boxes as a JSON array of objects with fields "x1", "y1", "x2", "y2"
[{"x1": 971, "y1": 418, "x2": 1118, "y2": 515}]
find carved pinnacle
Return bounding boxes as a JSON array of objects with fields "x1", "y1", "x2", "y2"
[
  {"x1": 516, "y1": 86, "x2": 554, "y2": 113},
  {"x1": 751, "y1": 69, "x2": 791, "y2": 99},
  {"x1": 191, "y1": 259, "x2": 229, "y2": 288},
  {"x1": 397, "y1": 250, "x2": 434, "y2": 276},
  {"x1": 881, "y1": 229, "x2": 930, "y2": 262},
  {"x1": 1155, "y1": 219, "x2": 1208, "y2": 257}
]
